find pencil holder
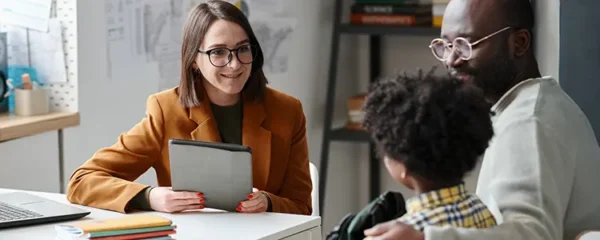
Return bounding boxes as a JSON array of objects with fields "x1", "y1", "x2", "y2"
[{"x1": 14, "y1": 88, "x2": 49, "y2": 116}]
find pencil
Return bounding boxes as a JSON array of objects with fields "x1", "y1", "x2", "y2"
[{"x1": 22, "y1": 73, "x2": 31, "y2": 90}]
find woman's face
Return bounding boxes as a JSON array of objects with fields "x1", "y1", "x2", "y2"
[{"x1": 195, "y1": 19, "x2": 253, "y2": 97}]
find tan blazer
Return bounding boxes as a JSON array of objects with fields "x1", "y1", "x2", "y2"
[{"x1": 66, "y1": 87, "x2": 312, "y2": 215}]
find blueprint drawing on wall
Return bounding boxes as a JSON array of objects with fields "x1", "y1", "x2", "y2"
[
  {"x1": 104, "y1": 0, "x2": 295, "y2": 90},
  {"x1": 105, "y1": 0, "x2": 209, "y2": 90},
  {"x1": 230, "y1": 0, "x2": 296, "y2": 75}
]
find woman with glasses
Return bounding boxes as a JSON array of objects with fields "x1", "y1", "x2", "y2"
[{"x1": 66, "y1": 0, "x2": 312, "y2": 216}]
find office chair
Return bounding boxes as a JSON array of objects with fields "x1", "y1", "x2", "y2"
[{"x1": 309, "y1": 162, "x2": 319, "y2": 216}]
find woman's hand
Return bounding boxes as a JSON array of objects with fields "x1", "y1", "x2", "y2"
[
  {"x1": 148, "y1": 187, "x2": 204, "y2": 213},
  {"x1": 237, "y1": 188, "x2": 269, "y2": 213}
]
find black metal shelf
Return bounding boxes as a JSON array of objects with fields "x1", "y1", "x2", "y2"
[
  {"x1": 329, "y1": 127, "x2": 371, "y2": 143},
  {"x1": 339, "y1": 23, "x2": 440, "y2": 36}
]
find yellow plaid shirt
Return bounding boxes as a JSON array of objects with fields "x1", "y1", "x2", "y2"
[{"x1": 397, "y1": 183, "x2": 497, "y2": 231}]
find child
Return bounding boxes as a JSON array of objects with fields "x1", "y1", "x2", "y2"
[{"x1": 361, "y1": 70, "x2": 497, "y2": 232}]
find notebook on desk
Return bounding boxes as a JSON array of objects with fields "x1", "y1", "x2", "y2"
[{"x1": 0, "y1": 191, "x2": 90, "y2": 229}]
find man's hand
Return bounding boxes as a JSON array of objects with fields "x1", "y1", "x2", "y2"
[{"x1": 364, "y1": 220, "x2": 425, "y2": 240}]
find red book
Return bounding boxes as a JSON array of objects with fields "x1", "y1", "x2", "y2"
[{"x1": 351, "y1": 13, "x2": 417, "y2": 25}]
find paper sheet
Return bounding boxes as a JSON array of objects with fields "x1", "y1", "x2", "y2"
[
  {"x1": 105, "y1": 0, "x2": 202, "y2": 89},
  {"x1": 105, "y1": 0, "x2": 145, "y2": 81},
  {"x1": 28, "y1": 18, "x2": 67, "y2": 83},
  {"x1": 102, "y1": 0, "x2": 296, "y2": 90},
  {"x1": 251, "y1": 18, "x2": 296, "y2": 74},
  {"x1": 0, "y1": 33, "x2": 7, "y2": 75},
  {"x1": 239, "y1": 0, "x2": 296, "y2": 74},
  {"x1": 0, "y1": 24, "x2": 30, "y2": 66},
  {"x1": 0, "y1": 0, "x2": 52, "y2": 32}
]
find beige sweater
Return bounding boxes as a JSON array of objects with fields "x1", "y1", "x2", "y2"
[{"x1": 425, "y1": 77, "x2": 600, "y2": 240}]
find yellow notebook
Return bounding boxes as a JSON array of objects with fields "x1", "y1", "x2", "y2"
[{"x1": 56, "y1": 214, "x2": 173, "y2": 233}]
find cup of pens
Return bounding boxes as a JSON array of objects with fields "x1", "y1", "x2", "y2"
[{"x1": 14, "y1": 73, "x2": 49, "y2": 116}]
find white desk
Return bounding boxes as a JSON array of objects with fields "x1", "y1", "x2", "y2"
[{"x1": 0, "y1": 188, "x2": 322, "y2": 240}]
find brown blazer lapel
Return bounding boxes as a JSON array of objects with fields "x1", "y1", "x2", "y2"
[
  {"x1": 189, "y1": 101, "x2": 222, "y2": 143},
  {"x1": 242, "y1": 100, "x2": 272, "y2": 189}
]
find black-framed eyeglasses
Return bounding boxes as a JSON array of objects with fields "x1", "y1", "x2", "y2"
[
  {"x1": 429, "y1": 26, "x2": 512, "y2": 61},
  {"x1": 198, "y1": 44, "x2": 257, "y2": 67}
]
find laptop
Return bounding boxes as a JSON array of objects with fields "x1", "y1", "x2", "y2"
[
  {"x1": 0, "y1": 191, "x2": 90, "y2": 229},
  {"x1": 168, "y1": 138, "x2": 253, "y2": 212}
]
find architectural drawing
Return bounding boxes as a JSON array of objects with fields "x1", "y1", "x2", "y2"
[{"x1": 251, "y1": 18, "x2": 295, "y2": 74}]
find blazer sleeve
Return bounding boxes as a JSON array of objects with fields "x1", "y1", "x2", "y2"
[
  {"x1": 263, "y1": 99, "x2": 313, "y2": 215},
  {"x1": 66, "y1": 95, "x2": 165, "y2": 213}
]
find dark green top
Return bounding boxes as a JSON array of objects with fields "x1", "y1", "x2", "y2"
[
  {"x1": 126, "y1": 101, "x2": 244, "y2": 211},
  {"x1": 210, "y1": 101, "x2": 243, "y2": 144}
]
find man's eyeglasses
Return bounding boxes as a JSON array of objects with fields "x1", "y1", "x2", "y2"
[
  {"x1": 198, "y1": 44, "x2": 257, "y2": 67},
  {"x1": 429, "y1": 26, "x2": 512, "y2": 61}
]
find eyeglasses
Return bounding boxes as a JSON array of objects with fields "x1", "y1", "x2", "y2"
[
  {"x1": 429, "y1": 26, "x2": 512, "y2": 61},
  {"x1": 198, "y1": 44, "x2": 257, "y2": 67}
]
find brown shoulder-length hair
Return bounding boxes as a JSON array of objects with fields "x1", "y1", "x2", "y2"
[{"x1": 179, "y1": 0, "x2": 268, "y2": 108}]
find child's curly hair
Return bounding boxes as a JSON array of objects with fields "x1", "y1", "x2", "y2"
[{"x1": 362, "y1": 69, "x2": 495, "y2": 183}]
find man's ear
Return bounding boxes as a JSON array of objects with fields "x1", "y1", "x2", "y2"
[{"x1": 512, "y1": 29, "x2": 531, "y2": 57}]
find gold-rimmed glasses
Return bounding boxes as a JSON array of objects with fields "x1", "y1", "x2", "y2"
[{"x1": 429, "y1": 26, "x2": 512, "y2": 61}]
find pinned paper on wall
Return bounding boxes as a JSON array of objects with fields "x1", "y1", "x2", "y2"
[
  {"x1": 0, "y1": 24, "x2": 30, "y2": 67},
  {"x1": 105, "y1": 0, "x2": 207, "y2": 90},
  {"x1": 0, "y1": 19, "x2": 67, "y2": 83},
  {"x1": 101, "y1": 0, "x2": 296, "y2": 91},
  {"x1": 29, "y1": 18, "x2": 67, "y2": 83},
  {"x1": 231, "y1": 0, "x2": 296, "y2": 75},
  {"x1": 0, "y1": 0, "x2": 53, "y2": 32}
]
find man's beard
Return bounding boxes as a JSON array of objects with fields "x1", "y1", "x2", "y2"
[
  {"x1": 473, "y1": 52, "x2": 519, "y2": 104},
  {"x1": 450, "y1": 44, "x2": 519, "y2": 105}
]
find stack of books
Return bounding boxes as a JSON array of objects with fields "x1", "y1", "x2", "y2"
[
  {"x1": 350, "y1": 0, "x2": 433, "y2": 27},
  {"x1": 55, "y1": 214, "x2": 176, "y2": 240}
]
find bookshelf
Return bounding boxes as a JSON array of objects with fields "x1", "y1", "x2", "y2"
[
  {"x1": 339, "y1": 23, "x2": 440, "y2": 35},
  {"x1": 318, "y1": 0, "x2": 440, "y2": 217}
]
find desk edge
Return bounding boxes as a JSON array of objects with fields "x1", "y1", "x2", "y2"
[{"x1": 0, "y1": 112, "x2": 80, "y2": 142}]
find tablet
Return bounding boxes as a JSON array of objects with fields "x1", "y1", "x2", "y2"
[{"x1": 168, "y1": 138, "x2": 253, "y2": 212}]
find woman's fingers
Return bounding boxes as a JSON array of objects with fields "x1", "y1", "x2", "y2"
[
  {"x1": 241, "y1": 201, "x2": 266, "y2": 213},
  {"x1": 170, "y1": 204, "x2": 204, "y2": 213},
  {"x1": 168, "y1": 191, "x2": 203, "y2": 200},
  {"x1": 240, "y1": 197, "x2": 261, "y2": 208}
]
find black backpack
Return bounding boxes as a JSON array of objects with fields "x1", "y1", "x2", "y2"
[{"x1": 326, "y1": 191, "x2": 407, "y2": 240}]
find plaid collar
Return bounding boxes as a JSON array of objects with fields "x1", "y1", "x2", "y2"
[{"x1": 405, "y1": 183, "x2": 469, "y2": 214}]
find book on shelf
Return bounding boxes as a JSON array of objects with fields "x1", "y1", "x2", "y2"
[
  {"x1": 345, "y1": 94, "x2": 367, "y2": 131},
  {"x1": 350, "y1": 2, "x2": 433, "y2": 26},
  {"x1": 54, "y1": 214, "x2": 176, "y2": 240}
]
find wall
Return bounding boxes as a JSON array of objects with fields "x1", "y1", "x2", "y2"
[
  {"x1": 534, "y1": 0, "x2": 560, "y2": 80},
  {"x1": 560, "y1": 0, "x2": 600, "y2": 139},
  {"x1": 0, "y1": 131, "x2": 59, "y2": 193}
]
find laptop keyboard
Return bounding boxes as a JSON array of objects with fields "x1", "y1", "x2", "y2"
[{"x1": 0, "y1": 202, "x2": 43, "y2": 222}]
